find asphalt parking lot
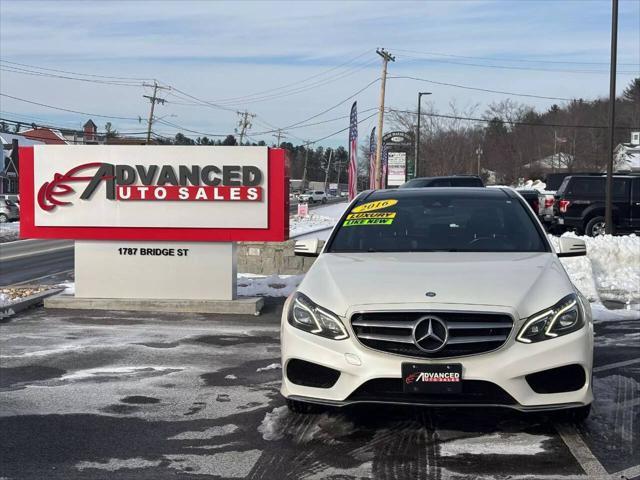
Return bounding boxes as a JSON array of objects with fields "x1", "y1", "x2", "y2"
[{"x1": 1, "y1": 299, "x2": 638, "y2": 480}]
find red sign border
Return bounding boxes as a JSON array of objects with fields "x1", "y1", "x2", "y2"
[{"x1": 19, "y1": 146, "x2": 289, "y2": 242}]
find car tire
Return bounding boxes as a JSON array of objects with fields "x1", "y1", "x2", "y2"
[
  {"x1": 286, "y1": 398, "x2": 324, "y2": 414},
  {"x1": 0, "y1": 214, "x2": 8, "y2": 223},
  {"x1": 585, "y1": 216, "x2": 608, "y2": 237},
  {"x1": 321, "y1": 197, "x2": 327, "y2": 204}
]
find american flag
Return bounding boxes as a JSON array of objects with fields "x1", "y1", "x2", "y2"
[
  {"x1": 369, "y1": 127, "x2": 376, "y2": 190},
  {"x1": 381, "y1": 143, "x2": 389, "y2": 188},
  {"x1": 348, "y1": 101, "x2": 358, "y2": 200}
]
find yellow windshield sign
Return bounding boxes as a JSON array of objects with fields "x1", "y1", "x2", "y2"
[
  {"x1": 351, "y1": 199, "x2": 398, "y2": 213},
  {"x1": 346, "y1": 212, "x2": 396, "y2": 220}
]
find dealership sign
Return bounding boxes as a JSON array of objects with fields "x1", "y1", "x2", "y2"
[{"x1": 20, "y1": 146, "x2": 288, "y2": 242}]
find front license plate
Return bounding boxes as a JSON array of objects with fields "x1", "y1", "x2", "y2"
[{"x1": 402, "y1": 363, "x2": 462, "y2": 394}]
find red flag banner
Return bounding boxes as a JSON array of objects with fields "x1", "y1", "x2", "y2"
[{"x1": 369, "y1": 127, "x2": 376, "y2": 190}]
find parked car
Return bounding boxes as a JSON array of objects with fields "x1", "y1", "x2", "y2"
[
  {"x1": 298, "y1": 190, "x2": 328, "y2": 204},
  {"x1": 286, "y1": 187, "x2": 593, "y2": 421},
  {"x1": 553, "y1": 174, "x2": 640, "y2": 236},
  {"x1": 538, "y1": 191, "x2": 556, "y2": 227},
  {"x1": 0, "y1": 198, "x2": 20, "y2": 223},
  {"x1": 400, "y1": 175, "x2": 484, "y2": 188},
  {"x1": 514, "y1": 189, "x2": 540, "y2": 216}
]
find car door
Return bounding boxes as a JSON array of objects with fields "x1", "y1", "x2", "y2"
[
  {"x1": 631, "y1": 178, "x2": 640, "y2": 230},
  {"x1": 613, "y1": 178, "x2": 631, "y2": 228}
]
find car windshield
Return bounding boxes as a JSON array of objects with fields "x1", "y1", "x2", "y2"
[{"x1": 327, "y1": 191, "x2": 548, "y2": 253}]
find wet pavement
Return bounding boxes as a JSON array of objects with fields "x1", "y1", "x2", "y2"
[{"x1": 0, "y1": 299, "x2": 638, "y2": 480}]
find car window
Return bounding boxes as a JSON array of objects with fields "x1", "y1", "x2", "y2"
[
  {"x1": 429, "y1": 179, "x2": 452, "y2": 187},
  {"x1": 452, "y1": 178, "x2": 483, "y2": 187},
  {"x1": 567, "y1": 178, "x2": 604, "y2": 196},
  {"x1": 328, "y1": 193, "x2": 547, "y2": 253},
  {"x1": 612, "y1": 179, "x2": 630, "y2": 197}
]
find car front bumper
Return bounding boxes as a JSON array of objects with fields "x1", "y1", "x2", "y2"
[{"x1": 281, "y1": 306, "x2": 594, "y2": 411}]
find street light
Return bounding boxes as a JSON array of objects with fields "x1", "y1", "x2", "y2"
[{"x1": 415, "y1": 92, "x2": 432, "y2": 178}]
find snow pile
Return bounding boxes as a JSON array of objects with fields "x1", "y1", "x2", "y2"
[
  {"x1": 237, "y1": 274, "x2": 302, "y2": 297},
  {"x1": 0, "y1": 221, "x2": 20, "y2": 243},
  {"x1": 517, "y1": 179, "x2": 547, "y2": 191},
  {"x1": 440, "y1": 432, "x2": 551, "y2": 457},
  {"x1": 290, "y1": 214, "x2": 336, "y2": 237},
  {"x1": 258, "y1": 406, "x2": 356, "y2": 444},
  {"x1": 590, "y1": 303, "x2": 640, "y2": 322},
  {"x1": 256, "y1": 363, "x2": 281, "y2": 372},
  {"x1": 551, "y1": 233, "x2": 640, "y2": 303},
  {"x1": 58, "y1": 275, "x2": 300, "y2": 298},
  {"x1": 290, "y1": 202, "x2": 349, "y2": 239}
]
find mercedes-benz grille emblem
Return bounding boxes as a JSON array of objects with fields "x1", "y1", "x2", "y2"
[{"x1": 412, "y1": 316, "x2": 449, "y2": 353}]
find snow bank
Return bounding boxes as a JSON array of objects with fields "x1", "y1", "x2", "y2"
[
  {"x1": 550, "y1": 233, "x2": 640, "y2": 303},
  {"x1": 258, "y1": 406, "x2": 356, "y2": 444},
  {"x1": 0, "y1": 221, "x2": 20, "y2": 243},
  {"x1": 440, "y1": 432, "x2": 551, "y2": 457},
  {"x1": 256, "y1": 363, "x2": 281, "y2": 372},
  {"x1": 58, "y1": 275, "x2": 300, "y2": 298},
  {"x1": 237, "y1": 274, "x2": 302, "y2": 297},
  {"x1": 290, "y1": 214, "x2": 336, "y2": 237},
  {"x1": 289, "y1": 202, "x2": 348, "y2": 238}
]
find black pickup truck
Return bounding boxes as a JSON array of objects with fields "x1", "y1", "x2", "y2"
[{"x1": 553, "y1": 174, "x2": 640, "y2": 236}]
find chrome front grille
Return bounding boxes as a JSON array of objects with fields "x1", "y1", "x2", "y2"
[{"x1": 351, "y1": 311, "x2": 513, "y2": 358}]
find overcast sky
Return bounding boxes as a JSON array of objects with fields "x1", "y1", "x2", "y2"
[{"x1": 1, "y1": 0, "x2": 639, "y2": 147}]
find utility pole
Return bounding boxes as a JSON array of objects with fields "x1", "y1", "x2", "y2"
[
  {"x1": 236, "y1": 110, "x2": 256, "y2": 145},
  {"x1": 475, "y1": 146, "x2": 483, "y2": 176},
  {"x1": 301, "y1": 141, "x2": 312, "y2": 190},
  {"x1": 605, "y1": 0, "x2": 619, "y2": 234},
  {"x1": 415, "y1": 91, "x2": 431, "y2": 178},
  {"x1": 374, "y1": 48, "x2": 395, "y2": 189},
  {"x1": 272, "y1": 129, "x2": 288, "y2": 147},
  {"x1": 324, "y1": 149, "x2": 333, "y2": 192},
  {"x1": 143, "y1": 81, "x2": 169, "y2": 144}
]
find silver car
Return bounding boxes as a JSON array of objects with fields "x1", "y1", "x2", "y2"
[{"x1": 0, "y1": 198, "x2": 19, "y2": 223}]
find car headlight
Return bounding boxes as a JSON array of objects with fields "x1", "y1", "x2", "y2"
[
  {"x1": 517, "y1": 294, "x2": 585, "y2": 344},
  {"x1": 287, "y1": 292, "x2": 348, "y2": 340}
]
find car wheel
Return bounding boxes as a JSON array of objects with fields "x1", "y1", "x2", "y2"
[
  {"x1": 557, "y1": 404, "x2": 591, "y2": 423},
  {"x1": 321, "y1": 197, "x2": 327, "y2": 204},
  {"x1": 585, "y1": 216, "x2": 608, "y2": 237},
  {"x1": 286, "y1": 398, "x2": 324, "y2": 414},
  {"x1": 0, "y1": 214, "x2": 8, "y2": 223}
]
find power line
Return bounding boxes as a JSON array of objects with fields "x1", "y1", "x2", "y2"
[
  {"x1": 252, "y1": 108, "x2": 378, "y2": 135},
  {"x1": 154, "y1": 118, "x2": 229, "y2": 137},
  {"x1": 388, "y1": 75, "x2": 574, "y2": 101},
  {"x1": 0, "y1": 65, "x2": 144, "y2": 87},
  {"x1": 390, "y1": 48, "x2": 640, "y2": 67},
  {"x1": 395, "y1": 53, "x2": 639, "y2": 75},
  {"x1": 279, "y1": 78, "x2": 380, "y2": 131},
  {"x1": 0, "y1": 93, "x2": 141, "y2": 121},
  {"x1": 203, "y1": 49, "x2": 373, "y2": 104},
  {"x1": 386, "y1": 107, "x2": 640, "y2": 130},
  {"x1": 308, "y1": 111, "x2": 379, "y2": 145},
  {"x1": 0, "y1": 60, "x2": 154, "y2": 81}
]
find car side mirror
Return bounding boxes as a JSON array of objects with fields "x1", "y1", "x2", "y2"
[
  {"x1": 294, "y1": 239, "x2": 321, "y2": 257},
  {"x1": 556, "y1": 237, "x2": 587, "y2": 257}
]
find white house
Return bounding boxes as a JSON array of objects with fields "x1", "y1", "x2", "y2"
[{"x1": 614, "y1": 131, "x2": 640, "y2": 172}]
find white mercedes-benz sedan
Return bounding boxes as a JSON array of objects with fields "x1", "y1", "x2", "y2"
[{"x1": 281, "y1": 187, "x2": 593, "y2": 420}]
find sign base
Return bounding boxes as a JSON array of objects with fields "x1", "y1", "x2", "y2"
[
  {"x1": 75, "y1": 240, "x2": 237, "y2": 301},
  {"x1": 44, "y1": 295, "x2": 264, "y2": 316}
]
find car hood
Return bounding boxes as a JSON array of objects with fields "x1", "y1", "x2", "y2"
[{"x1": 298, "y1": 251, "x2": 574, "y2": 319}]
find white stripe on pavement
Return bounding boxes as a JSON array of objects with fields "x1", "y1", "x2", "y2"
[{"x1": 555, "y1": 423, "x2": 608, "y2": 477}]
